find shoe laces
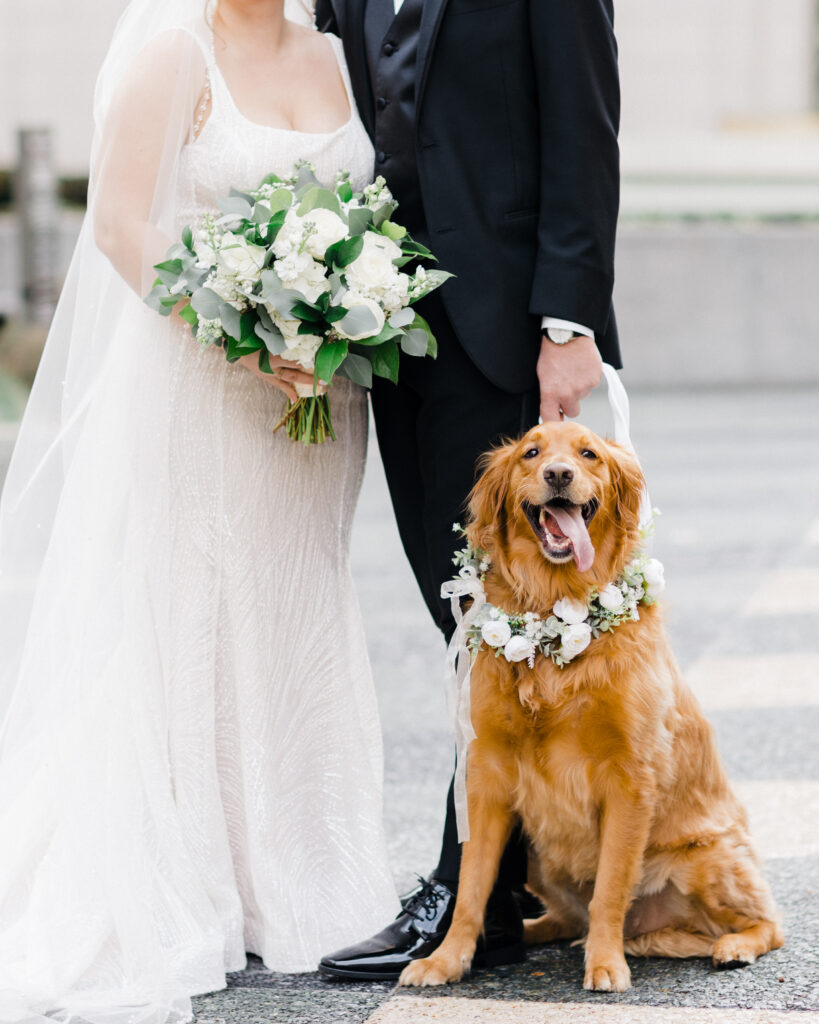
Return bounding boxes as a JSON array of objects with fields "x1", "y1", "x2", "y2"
[{"x1": 404, "y1": 876, "x2": 448, "y2": 923}]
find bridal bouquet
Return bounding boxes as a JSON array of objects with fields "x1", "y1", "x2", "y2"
[{"x1": 146, "y1": 166, "x2": 451, "y2": 442}]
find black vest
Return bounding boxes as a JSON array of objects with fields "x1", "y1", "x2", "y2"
[{"x1": 363, "y1": 0, "x2": 426, "y2": 234}]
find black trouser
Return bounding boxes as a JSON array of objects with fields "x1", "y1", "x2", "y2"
[{"x1": 370, "y1": 292, "x2": 539, "y2": 888}]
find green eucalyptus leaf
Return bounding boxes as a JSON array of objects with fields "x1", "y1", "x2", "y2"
[
  {"x1": 327, "y1": 272, "x2": 345, "y2": 300},
  {"x1": 372, "y1": 202, "x2": 398, "y2": 229},
  {"x1": 297, "y1": 186, "x2": 342, "y2": 217},
  {"x1": 144, "y1": 283, "x2": 175, "y2": 315},
  {"x1": 217, "y1": 195, "x2": 253, "y2": 221},
  {"x1": 266, "y1": 188, "x2": 293, "y2": 215},
  {"x1": 410, "y1": 311, "x2": 438, "y2": 358},
  {"x1": 259, "y1": 270, "x2": 301, "y2": 318},
  {"x1": 255, "y1": 321, "x2": 286, "y2": 355},
  {"x1": 400, "y1": 328, "x2": 429, "y2": 357},
  {"x1": 181, "y1": 225, "x2": 194, "y2": 251},
  {"x1": 336, "y1": 352, "x2": 373, "y2": 389},
  {"x1": 219, "y1": 301, "x2": 242, "y2": 341},
  {"x1": 190, "y1": 287, "x2": 222, "y2": 320},
  {"x1": 336, "y1": 179, "x2": 354, "y2": 203},
  {"x1": 295, "y1": 163, "x2": 321, "y2": 194},
  {"x1": 388, "y1": 307, "x2": 415, "y2": 329},
  {"x1": 347, "y1": 207, "x2": 373, "y2": 236},
  {"x1": 337, "y1": 305, "x2": 379, "y2": 338},
  {"x1": 229, "y1": 187, "x2": 256, "y2": 204}
]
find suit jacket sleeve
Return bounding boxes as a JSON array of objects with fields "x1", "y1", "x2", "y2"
[
  {"x1": 314, "y1": 0, "x2": 339, "y2": 34},
  {"x1": 528, "y1": 0, "x2": 620, "y2": 336}
]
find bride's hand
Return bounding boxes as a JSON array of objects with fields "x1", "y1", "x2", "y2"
[{"x1": 237, "y1": 352, "x2": 316, "y2": 404}]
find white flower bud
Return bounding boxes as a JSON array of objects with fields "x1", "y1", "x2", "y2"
[
  {"x1": 481, "y1": 619, "x2": 512, "y2": 648},
  {"x1": 559, "y1": 622, "x2": 592, "y2": 661},
  {"x1": 598, "y1": 584, "x2": 625, "y2": 612},
  {"x1": 643, "y1": 558, "x2": 666, "y2": 599},
  {"x1": 504, "y1": 635, "x2": 536, "y2": 662},
  {"x1": 553, "y1": 597, "x2": 589, "y2": 625}
]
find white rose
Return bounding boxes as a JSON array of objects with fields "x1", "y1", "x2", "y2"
[
  {"x1": 643, "y1": 558, "x2": 666, "y2": 599},
  {"x1": 334, "y1": 291, "x2": 386, "y2": 341},
  {"x1": 598, "y1": 584, "x2": 625, "y2": 612},
  {"x1": 345, "y1": 232, "x2": 402, "y2": 297},
  {"x1": 481, "y1": 619, "x2": 512, "y2": 648},
  {"x1": 218, "y1": 233, "x2": 266, "y2": 281},
  {"x1": 559, "y1": 622, "x2": 592, "y2": 661},
  {"x1": 504, "y1": 635, "x2": 536, "y2": 663},
  {"x1": 553, "y1": 597, "x2": 589, "y2": 625},
  {"x1": 303, "y1": 208, "x2": 349, "y2": 259}
]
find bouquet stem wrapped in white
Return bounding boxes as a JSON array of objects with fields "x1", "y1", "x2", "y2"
[{"x1": 146, "y1": 166, "x2": 452, "y2": 443}]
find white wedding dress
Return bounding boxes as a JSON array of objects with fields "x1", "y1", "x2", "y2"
[{"x1": 0, "y1": 24, "x2": 397, "y2": 1024}]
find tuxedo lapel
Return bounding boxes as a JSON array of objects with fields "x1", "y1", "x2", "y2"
[{"x1": 416, "y1": 0, "x2": 450, "y2": 112}]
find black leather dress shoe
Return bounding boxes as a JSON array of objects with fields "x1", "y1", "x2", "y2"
[{"x1": 318, "y1": 877, "x2": 526, "y2": 981}]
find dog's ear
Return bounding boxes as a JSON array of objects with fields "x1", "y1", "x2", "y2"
[
  {"x1": 466, "y1": 441, "x2": 516, "y2": 552},
  {"x1": 606, "y1": 441, "x2": 646, "y2": 531}
]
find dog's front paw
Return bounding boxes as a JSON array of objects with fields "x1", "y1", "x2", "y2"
[
  {"x1": 399, "y1": 950, "x2": 470, "y2": 987},
  {"x1": 583, "y1": 955, "x2": 631, "y2": 993},
  {"x1": 713, "y1": 934, "x2": 757, "y2": 968}
]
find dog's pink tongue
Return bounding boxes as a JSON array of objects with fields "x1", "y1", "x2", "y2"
[{"x1": 545, "y1": 504, "x2": 595, "y2": 572}]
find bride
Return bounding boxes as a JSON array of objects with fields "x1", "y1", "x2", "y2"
[{"x1": 0, "y1": 0, "x2": 398, "y2": 1021}]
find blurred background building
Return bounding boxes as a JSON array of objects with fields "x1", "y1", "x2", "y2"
[{"x1": 0, "y1": 0, "x2": 818, "y2": 400}]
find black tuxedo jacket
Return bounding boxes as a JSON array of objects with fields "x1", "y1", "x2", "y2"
[{"x1": 316, "y1": 0, "x2": 622, "y2": 392}]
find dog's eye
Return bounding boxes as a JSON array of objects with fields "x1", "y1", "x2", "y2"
[
  {"x1": 523, "y1": 447, "x2": 540, "y2": 460},
  {"x1": 580, "y1": 449, "x2": 598, "y2": 460}
]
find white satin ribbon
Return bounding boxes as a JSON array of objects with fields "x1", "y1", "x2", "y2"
[
  {"x1": 442, "y1": 365, "x2": 650, "y2": 842},
  {"x1": 601, "y1": 363, "x2": 653, "y2": 532},
  {"x1": 441, "y1": 570, "x2": 483, "y2": 842}
]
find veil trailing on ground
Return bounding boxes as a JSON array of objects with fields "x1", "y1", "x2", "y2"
[{"x1": 0, "y1": 3, "x2": 318, "y2": 1024}]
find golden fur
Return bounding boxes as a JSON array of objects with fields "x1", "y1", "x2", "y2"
[{"x1": 400, "y1": 422, "x2": 783, "y2": 992}]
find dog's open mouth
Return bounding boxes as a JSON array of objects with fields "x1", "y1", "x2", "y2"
[{"x1": 523, "y1": 497, "x2": 599, "y2": 572}]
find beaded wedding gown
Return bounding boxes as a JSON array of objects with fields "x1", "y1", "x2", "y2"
[{"x1": 0, "y1": 25, "x2": 397, "y2": 1024}]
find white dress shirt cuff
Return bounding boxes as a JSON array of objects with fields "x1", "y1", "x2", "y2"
[{"x1": 541, "y1": 316, "x2": 595, "y2": 342}]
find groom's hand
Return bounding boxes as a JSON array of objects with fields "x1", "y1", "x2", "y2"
[{"x1": 537, "y1": 334, "x2": 602, "y2": 422}]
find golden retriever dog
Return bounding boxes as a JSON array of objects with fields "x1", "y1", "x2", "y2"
[{"x1": 400, "y1": 421, "x2": 783, "y2": 993}]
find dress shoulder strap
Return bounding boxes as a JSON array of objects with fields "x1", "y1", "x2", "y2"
[{"x1": 173, "y1": 22, "x2": 216, "y2": 139}]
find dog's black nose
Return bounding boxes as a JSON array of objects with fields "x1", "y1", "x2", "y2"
[{"x1": 543, "y1": 462, "x2": 574, "y2": 488}]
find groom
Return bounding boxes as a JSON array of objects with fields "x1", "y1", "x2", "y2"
[{"x1": 316, "y1": 0, "x2": 622, "y2": 979}]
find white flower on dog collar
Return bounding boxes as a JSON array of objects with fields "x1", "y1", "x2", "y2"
[{"x1": 449, "y1": 524, "x2": 664, "y2": 669}]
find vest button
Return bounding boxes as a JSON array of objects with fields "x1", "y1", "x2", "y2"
[
  {"x1": 383, "y1": 41, "x2": 397, "y2": 55},
  {"x1": 376, "y1": 151, "x2": 388, "y2": 164},
  {"x1": 376, "y1": 97, "x2": 390, "y2": 111}
]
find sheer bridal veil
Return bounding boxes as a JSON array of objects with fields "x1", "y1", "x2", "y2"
[{"x1": 0, "y1": 2, "x2": 313, "y2": 1024}]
